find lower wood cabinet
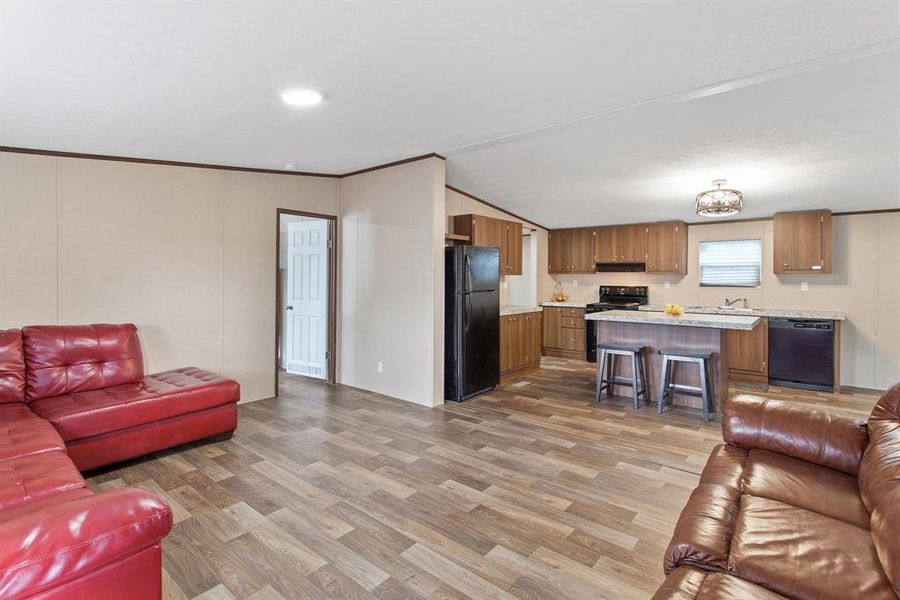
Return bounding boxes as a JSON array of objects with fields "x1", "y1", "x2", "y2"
[
  {"x1": 500, "y1": 311, "x2": 542, "y2": 379},
  {"x1": 726, "y1": 317, "x2": 768, "y2": 383},
  {"x1": 541, "y1": 306, "x2": 586, "y2": 360}
]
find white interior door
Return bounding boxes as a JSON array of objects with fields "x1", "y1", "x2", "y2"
[{"x1": 285, "y1": 219, "x2": 329, "y2": 379}]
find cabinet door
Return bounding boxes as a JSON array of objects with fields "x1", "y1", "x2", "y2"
[
  {"x1": 468, "y1": 215, "x2": 495, "y2": 247},
  {"x1": 491, "y1": 218, "x2": 509, "y2": 274},
  {"x1": 510, "y1": 315, "x2": 525, "y2": 369},
  {"x1": 726, "y1": 318, "x2": 768, "y2": 381},
  {"x1": 506, "y1": 221, "x2": 523, "y2": 275},
  {"x1": 571, "y1": 229, "x2": 596, "y2": 273},
  {"x1": 499, "y1": 315, "x2": 512, "y2": 373},
  {"x1": 548, "y1": 230, "x2": 571, "y2": 273},
  {"x1": 595, "y1": 227, "x2": 618, "y2": 262},
  {"x1": 774, "y1": 210, "x2": 831, "y2": 273},
  {"x1": 559, "y1": 328, "x2": 585, "y2": 352},
  {"x1": 646, "y1": 222, "x2": 686, "y2": 274},
  {"x1": 542, "y1": 307, "x2": 562, "y2": 349},
  {"x1": 619, "y1": 225, "x2": 648, "y2": 263}
]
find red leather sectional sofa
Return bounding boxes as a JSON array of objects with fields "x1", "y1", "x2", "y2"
[{"x1": 0, "y1": 323, "x2": 240, "y2": 599}]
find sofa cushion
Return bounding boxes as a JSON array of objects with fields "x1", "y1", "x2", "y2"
[
  {"x1": 742, "y1": 448, "x2": 870, "y2": 529},
  {"x1": 728, "y1": 494, "x2": 895, "y2": 600},
  {"x1": 23, "y1": 324, "x2": 144, "y2": 402},
  {"x1": 0, "y1": 452, "x2": 86, "y2": 511},
  {"x1": 858, "y1": 383, "x2": 900, "y2": 597},
  {"x1": 0, "y1": 488, "x2": 94, "y2": 525},
  {"x1": 724, "y1": 394, "x2": 868, "y2": 476},
  {"x1": 30, "y1": 367, "x2": 239, "y2": 442},
  {"x1": 0, "y1": 329, "x2": 25, "y2": 404},
  {"x1": 0, "y1": 404, "x2": 66, "y2": 462},
  {"x1": 652, "y1": 566, "x2": 787, "y2": 600},
  {"x1": 664, "y1": 444, "x2": 746, "y2": 573}
]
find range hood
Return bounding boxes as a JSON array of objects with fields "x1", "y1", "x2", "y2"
[{"x1": 595, "y1": 262, "x2": 645, "y2": 272}]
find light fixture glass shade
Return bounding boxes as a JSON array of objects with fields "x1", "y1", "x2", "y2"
[{"x1": 695, "y1": 180, "x2": 743, "y2": 217}]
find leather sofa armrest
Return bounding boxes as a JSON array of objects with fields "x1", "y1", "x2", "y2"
[
  {"x1": 0, "y1": 488, "x2": 172, "y2": 600},
  {"x1": 723, "y1": 395, "x2": 868, "y2": 476}
]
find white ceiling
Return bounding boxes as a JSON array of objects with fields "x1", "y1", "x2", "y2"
[{"x1": 1, "y1": 1, "x2": 898, "y2": 226}]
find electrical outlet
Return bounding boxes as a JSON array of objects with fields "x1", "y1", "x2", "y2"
[
  {"x1": 377, "y1": 361, "x2": 384, "y2": 373},
  {"x1": 502, "y1": 280, "x2": 508, "y2": 289},
  {"x1": 572, "y1": 280, "x2": 578, "y2": 287},
  {"x1": 664, "y1": 281, "x2": 671, "y2": 289},
  {"x1": 801, "y1": 282, "x2": 809, "y2": 292}
]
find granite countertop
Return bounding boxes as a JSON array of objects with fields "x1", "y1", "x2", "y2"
[
  {"x1": 639, "y1": 304, "x2": 846, "y2": 321},
  {"x1": 540, "y1": 301, "x2": 589, "y2": 308},
  {"x1": 586, "y1": 309, "x2": 761, "y2": 331},
  {"x1": 500, "y1": 305, "x2": 543, "y2": 316}
]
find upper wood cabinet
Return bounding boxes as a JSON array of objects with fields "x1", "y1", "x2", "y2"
[
  {"x1": 773, "y1": 210, "x2": 832, "y2": 274},
  {"x1": 619, "y1": 225, "x2": 647, "y2": 263},
  {"x1": 595, "y1": 227, "x2": 618, "y2": 263},
  {"x1": 452, "y1": 214, "x2": 523, "y2": 276},
  {"x1": 595, "y1": 225, "x2": 648, "y2": 263},
  {"x1": 547, "y1": 228, "x2": 596, "y2": 274},
  {"x1": 548, "y1": 229, "x2": 571, "y2": 274},
  {"x1": 645, "y1": 222, "x2": 687, "y2": 275},
  {"x1": 505, "y1": 221, "x2": 523, "y2": 275},
  {"x1": 550, "y1": 221, "x2": 686, "y2": 274}
]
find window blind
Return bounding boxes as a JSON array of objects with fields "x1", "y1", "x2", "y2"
[{"x1": 699, "y1": 239, "x2": 762, "y2": 287}]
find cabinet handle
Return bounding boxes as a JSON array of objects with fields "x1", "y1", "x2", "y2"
[{"x1": 783, "y1": 262, "x2": 788, "y2": 268}]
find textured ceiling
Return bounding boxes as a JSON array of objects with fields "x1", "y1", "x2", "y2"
[{"x1": 1, "y1": 1, "x2": 898, "y2": 224}]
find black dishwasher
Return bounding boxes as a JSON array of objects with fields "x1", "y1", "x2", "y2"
[{"x1": 768, "y1": 318, "x2": 835, "y2": 392}]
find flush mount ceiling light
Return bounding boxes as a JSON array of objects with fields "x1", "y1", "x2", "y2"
[
  {"x1": 284, "y1": 163, "x2": 298, "y2": 171},
  {"x1": 695, "y1": 179, "x2": 743, "y2": 218},
  {"x1": 280, "y1": 88, "x2": 323, "y2": 107}
]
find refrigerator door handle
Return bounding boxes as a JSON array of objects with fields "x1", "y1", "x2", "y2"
[
  {"x1": 464, "y1": 253, "x2": 472, "y2": 292},
  {"x1": 463, "y1": 293, "x2": 470, "y2": 333}
]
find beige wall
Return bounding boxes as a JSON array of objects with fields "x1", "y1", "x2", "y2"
[
  {"x1": 0, "y1": 152, "x2": 339, "y2": 402},
  {"x1": 340, "y1": 157, "x2": 446, "y2": 407},
  {"x1": 444, "y1": 187, "x2": 555, "y2": 304},
  {"x1": 546, "y1": 213, "x2": 900, "y2": 390}
]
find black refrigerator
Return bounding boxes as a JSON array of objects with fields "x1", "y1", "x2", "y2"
[{"x1": 445, "y1": 246, "x2": 500, "y2": 402}]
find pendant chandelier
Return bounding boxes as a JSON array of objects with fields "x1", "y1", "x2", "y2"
[{"x1": 695, "y1": 179, "x2": 743, "y2": 217}]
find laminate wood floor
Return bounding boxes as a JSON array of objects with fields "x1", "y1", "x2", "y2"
[{"x1": 87, "y1": 357, "x2": 882, "y2": 600}]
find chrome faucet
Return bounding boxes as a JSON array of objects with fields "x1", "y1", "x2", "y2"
[{"x1": 725, "y1": 297, "x2": 748, "y2": 309}]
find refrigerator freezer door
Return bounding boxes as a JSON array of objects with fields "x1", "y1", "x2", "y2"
[{"x1": 464, "y1": 246, "x2": 500, "y2": 292}]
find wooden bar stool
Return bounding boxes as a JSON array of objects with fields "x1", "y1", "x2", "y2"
[
  {"x1": 657, "y1": 348, "x2": 713, "y2": 422},
  {"x1": 596, "y1": 344, "x2": 648, "y2": 409}
]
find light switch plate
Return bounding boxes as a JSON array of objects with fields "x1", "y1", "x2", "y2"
[
  {"x1": 664, "y1": 281, "x2": 671, "y2": 289},
  {"x1": 801, "y1": 282, "x2": 809, "y2": 292}
]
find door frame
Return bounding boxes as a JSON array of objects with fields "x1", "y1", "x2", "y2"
[{"x1": 275, "y1": 208, "x2": 338, "y2": 393}]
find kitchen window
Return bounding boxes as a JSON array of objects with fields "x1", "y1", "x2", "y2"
[{"x1": 699, "y1": 239, "x2": 762, "y2": 287}]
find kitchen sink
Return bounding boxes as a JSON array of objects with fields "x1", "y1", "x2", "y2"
[{"x1": 716, "y1": 306, "x2": 759, "y2": 313}]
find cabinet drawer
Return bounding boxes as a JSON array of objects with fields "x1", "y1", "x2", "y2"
[
  {"x1": 560, "y1": 308, "x2": 585, "y2": 318},
  {"x1": 561, "y1": 317, "x2": 584, "y2": 330},
  {"x1": 559, "y1": 328, "x2": 585, "y2": 351}
]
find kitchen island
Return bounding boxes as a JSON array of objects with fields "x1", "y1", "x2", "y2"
[{"x1": 586, "y1": 310, "x2": 761, "y2": 414}]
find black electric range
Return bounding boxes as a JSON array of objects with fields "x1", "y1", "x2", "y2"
[{"x1": 585, "y1": 286, "x2": 648, "y2": 363}]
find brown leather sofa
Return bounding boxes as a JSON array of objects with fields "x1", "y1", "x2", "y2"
[{"x1": 653, "y1": 383, "x2": 900, "y2": 600}]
